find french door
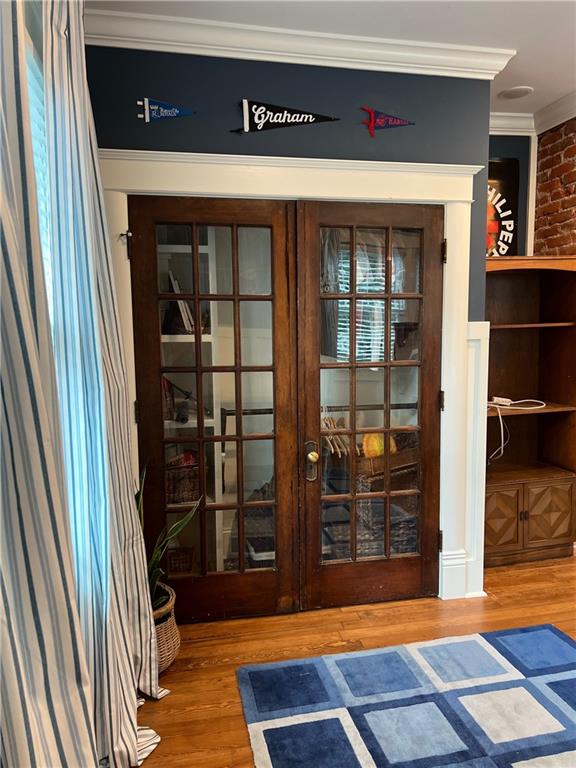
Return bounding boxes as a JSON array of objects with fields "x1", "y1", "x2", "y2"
[
  {"x1": 129, "y1": 196, "x2": 443, "y2": 622},
  {"x1": 298, "y1": 202, "x2": 443, "y2": 609}
]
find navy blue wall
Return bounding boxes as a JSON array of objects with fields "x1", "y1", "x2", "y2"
[
  {"x1": 86, "y1": 46, "x2": 490, "y2": 319},
  {"x1": 489, "y1": 135, "x2": 530, "y2": 256}
]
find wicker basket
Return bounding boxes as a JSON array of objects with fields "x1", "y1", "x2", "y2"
[
  {"x1": 165, "y1": 464, "x2": 200, "y2": 505},
  {"x1": 153, "y1": 582, "x2": 181, "y2": 674}
]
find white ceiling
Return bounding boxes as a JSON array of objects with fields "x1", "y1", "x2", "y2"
[{"x1": 85, "y1": 1, "x2": 576, "y2": 115}]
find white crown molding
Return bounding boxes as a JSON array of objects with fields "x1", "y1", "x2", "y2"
[
  {"x1": 534, "y1": 91, "x2": 576, "y2": 135},
  {"x1": 84, "y1": 10, "x2": 515, "y2": 81},
  {"x1": 98, "y1": 149, "x2": 484, "y2": 179},
  {"x1": 489, "y1": 112, "x2": 535, "y2": 136}
]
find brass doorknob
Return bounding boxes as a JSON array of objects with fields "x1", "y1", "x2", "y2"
[{"x1": 307, "y1": 450, "x2": 320, "y2": 464}]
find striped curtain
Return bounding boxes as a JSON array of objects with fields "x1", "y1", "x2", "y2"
[{"x1": 1, "y1": 1, "x2": 161, "y2": 765}]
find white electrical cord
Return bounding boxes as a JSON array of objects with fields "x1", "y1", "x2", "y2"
[
  {"x1": 489, "y1": 398, "x2": 547, "y2": 410},
  {"x1": 488, "y1": 407, "x2": 510, "y2": 462},
  {"x1": 486, "y1": 399, "x2": 547, "y2": 463}
]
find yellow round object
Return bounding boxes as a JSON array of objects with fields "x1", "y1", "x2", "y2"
[
  {"x1": 362, "y1": 433, "x2": 397, "y2": 457},
  {"x1": 363, "y1": 433, "x2": 384, "y2": 458}
]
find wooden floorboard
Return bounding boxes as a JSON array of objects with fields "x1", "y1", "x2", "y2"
[{"x1": 139, "y1": 556, "x2": 576, "y2": 767}]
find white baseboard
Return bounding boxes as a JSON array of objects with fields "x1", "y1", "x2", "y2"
[{"x1": 439, "y1": 549, "x2": 467, "y2": 599}]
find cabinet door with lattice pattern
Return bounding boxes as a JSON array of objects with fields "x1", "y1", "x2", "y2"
[
  {"x1": 485, "y1": 484, "x2": 523, "y2": 554},
  {"x1": 525, "y1": 481, "x2": 575, "y2": 548}
]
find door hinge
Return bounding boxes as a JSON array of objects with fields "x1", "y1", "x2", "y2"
[
  {"x1": 134, "y1": 400, "x2": 140, "y2": 423},
  {"x1": 441, "y1": 239, "x2": 447, "y2": 263},
  {"x1": 120, "y1": 230, "x2": 133, "y2": 260},
  {"x1": 439, "y1": 390, "x2": 445, "y2": 411},
  {"x1": 438, "y1": 530, "x2": 444, "y2": 552}
]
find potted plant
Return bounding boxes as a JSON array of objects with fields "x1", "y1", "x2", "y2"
[{"x1": 136, "y1": 469, "x2": 200, "y2": 673}]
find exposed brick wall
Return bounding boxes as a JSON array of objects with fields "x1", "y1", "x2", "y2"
[{"x1": 534, "y1": 117, "x2": 576, "y2": 254}]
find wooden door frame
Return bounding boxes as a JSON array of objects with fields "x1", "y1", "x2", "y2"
[{"x1": 100, "y1": 150, "x2": 488, "y2": 601}]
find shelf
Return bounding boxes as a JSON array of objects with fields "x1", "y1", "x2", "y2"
[
  {"x1": 164, "y1": 418, "x2": 215, "y2": 428},
  {"x1": 486, "y1": 256, "x2": 576, "y2": 273},
  {"x1": 162, "y1": 334, "x2": 212, "y2": 342},
  {"x1": 487, "y1": 402, "x2": 576, "y2": 418},
  {"x1": 157, "y1": 244, "x2": 210, "y2": 254},
  {"x1": 490, "y1": 323, "x2": 576, "y2": 330},
  {"x1": 487, "y1": 462, "x2": 576, "y2": 487}
]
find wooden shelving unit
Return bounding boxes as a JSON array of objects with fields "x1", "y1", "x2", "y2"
[
  {"x1": 484, "y1": 256, "x2": 576, "y2": 567},
  {"x1": 487, "y1": 402, "x2": 576, "y2": 418},
  {"x1": 491, "y1": 322, "x2": 576, "y2": 330}
]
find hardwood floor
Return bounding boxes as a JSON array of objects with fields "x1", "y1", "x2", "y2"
[{"x1": 140, "y1": 557, "x2": 576, "y2": 767}]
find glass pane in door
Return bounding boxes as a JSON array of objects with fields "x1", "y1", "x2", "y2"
[
  {"x1": 390, "y1": 367, "x2": 419, "y2": 427},
  {"x1": 356, "y1": 229, "x2": 386, "y2": 293},
  {"x1": 238, "y1": 227, "x2": 272, "y2": 294},
  {"x1": 321, "y1": 228, "x2": 351, "y2": 293},
  {"x1": 390, "y1": 495, "x2": 420, "y2": 555},
  {"x1": 154, "y1": 217, "x2": 279, "y2": 583},
  {"x1": 321, "y1": 300, "x2": 350, "y2": 362},
  {"x1": 206, "y1": 509, "x2": 239, "y2": 572},
  {"x1": 245, "y1": 507, "x2": 275, "y2": 569},
  {"x1": 157, "y1": 224, "x2": 193, "y2": 293},
  {"x1": 201, "y1": 301, "x2": 235, "y2": 365},
  {"x1": 356, "y1": 368, "x2": 386, "y2": 429},
  {"x1": 390, "y1": 299, "x2": 420, "y2": 361},
  {"x1": 240, "y1": 301, "x2": 273, "y2": 366},
  {"x1": 166, "y1": 510, "x2": 202, "y2": 577},
  {"x1": 391, "y1": 229, "x2": 421, "y2": 294},
  {"x1": 322, "y1": 501, "x2": 351, "y2": 561},
  {"x1": 162, "y1": 373, "x2": 197, "y2": 438},
  {"x1": 316, "y1": 215, "x2": 428, "y2": 572},
  {"x1": 356, "y1": 300, "x2": 386, "y2": 362},
  {"x1": 198, "y1": 226, "x2": 233, "y2": 294}
]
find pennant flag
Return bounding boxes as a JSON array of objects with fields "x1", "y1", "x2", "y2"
[
  {"x1": 136, "y1": 97, "x2": 193, "y2": 123},
  {"x1": 239, "y1": 99, "x2": 339, "y2": 133},
  {"x1": 362, "y1": 107, "x2": 414, "y2": 138}
]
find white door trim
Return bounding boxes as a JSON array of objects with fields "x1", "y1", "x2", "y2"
[{"x1": 100, "y1": 149, "x2": 488, "y2": 600}]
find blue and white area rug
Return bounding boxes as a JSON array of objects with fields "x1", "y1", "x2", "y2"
[{"x1": 237, "y1": 625, "x2": 576, "y2": 768}]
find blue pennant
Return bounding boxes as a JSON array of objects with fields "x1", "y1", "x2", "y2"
[{"x1": 137, "y1": 97, "x2": 193, "y2": 123}]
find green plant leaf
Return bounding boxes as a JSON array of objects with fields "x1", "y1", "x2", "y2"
[
  {"x1": 153, "y1": 592, "x2": 169, "y2": 610},
  {"x1": 149, "y1": 566, "x2": 164, "y2": 605},
  {"x1": 163, "y1": 504, "x2": 199, "y2": 544},
  {"x1": 136, "y1": 489, "x2": 201, "y2": 607}
]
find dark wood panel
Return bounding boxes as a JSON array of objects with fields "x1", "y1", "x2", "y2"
[
  {"x1": 486, "y1": 411, "x2": 539, "y2": 468},
  {"x1": 485, "y1": 485, "x2": 523, "y2": 554},
  {"x1": 540, "y1": 328, "x2": 576, "y2": 406},
  {"x1": 485, "y1": 272, "x2": 540, "y2": 326},
  {"x1": 540, "y1": 270, "x2": 576, "y2": 324},
  {"x1": 313, "y1": 557, "x2": 430, "y2": 609},
  {"x1": 540, "y1": 413, "x2": 576, "y2": 475},
  {"x1": 485, "y1": 544, "x2": 574, "y2": 567},
  {"x1": 173, "y1": 571, "x2": 280, "y2": 622},
  {"x1": 487, "y1": 462, "x2": 576, "y2": 486},
  {"x1": 525, "y1": 480, "x2": 575, "y2": 549},
  {"x1": 487, "y1": 329, "x2": 539, "y2": 402}
]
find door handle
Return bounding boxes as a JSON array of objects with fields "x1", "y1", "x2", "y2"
[{"x1": 305, "y1": 440, "x2": 319, "y2": 481}]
